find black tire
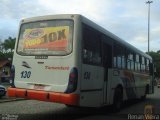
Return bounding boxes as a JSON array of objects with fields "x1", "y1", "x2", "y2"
[
  {"x1": 141, "y1": 94, "x2": 146, "y2": 101},
  {"x1": 65, "y1": 104, "x2": 77, "y2": 108},
  {"x1": 112, "y1": 87, "x2": 123, "y2": 112}
]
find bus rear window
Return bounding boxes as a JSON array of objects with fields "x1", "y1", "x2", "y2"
[{"x1": 17, "y1": 20, "x2": 73, "y2": 56}]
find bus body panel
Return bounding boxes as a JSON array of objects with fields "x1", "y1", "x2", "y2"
[
  {"x1": 107, "y1": 69, "x2": 150, "y2": 105},
  {"x1": 13, "y1": 54, "x2": 74, "y2": 92},
  {"x1": 79, "y1": 64, "x2": 104, "y2": 107},
  {"x1": 79, "y1": 91, "x2": 103, "y2": 107},
  {"x1": 81, "y1": 64, "x2": 104, "y2": 90},
  {"x1": 12, "y1": 14, "x2": 80, "y2": 94}
]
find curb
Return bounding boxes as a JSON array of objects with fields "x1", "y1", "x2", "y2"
[{"x1": 0, "y1": 98, "x2": 26, "y2": 103}]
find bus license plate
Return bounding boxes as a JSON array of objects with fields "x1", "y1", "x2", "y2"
[{"x1": 34, "y1": 85, "x2": 45, "y2": 90}]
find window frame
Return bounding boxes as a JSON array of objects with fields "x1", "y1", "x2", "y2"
[
  {"x1": 16, "y1": 19, "x2": 74, "y2": 56},
  {"x1": 82, "y1": 24, "x2": 102, "y2": 66}
]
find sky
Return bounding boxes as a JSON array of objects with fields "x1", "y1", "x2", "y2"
[{"x1": 0, "y1": 0, "x2": 160, "y2": 52}]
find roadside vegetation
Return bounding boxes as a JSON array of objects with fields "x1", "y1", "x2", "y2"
[
  {"x1": 147, "y1": 51, "x2": 160, "y2": 78},
  {"x1": 0, "y1": 37, "x2": 15, "y2": 59}
]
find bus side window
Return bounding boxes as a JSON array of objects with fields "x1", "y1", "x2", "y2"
[
  {"x1": 83, "y1": 49, "x2": 87, "y2": 60},
  {"x1": 146, "y1": 59, "x2": 150, "y2": 73},
  {"x1": 141, "y1": 56, "x2": 145, "y2": 72},
  {"x1": 113, "y1": 44, "x2": 124, "y2": 69},
  {"x1": 135, "y1": 54, "x2": 140, "y2": 72},
  {"x1": 82, "y1": 24, "x2": 102, "y2": 66},
  {"x1": 126, "y1": 50, "x2": 134, "y2": 70},
  {"x1": 83, "y1": 49, "x2": 93, "y2": 63}
]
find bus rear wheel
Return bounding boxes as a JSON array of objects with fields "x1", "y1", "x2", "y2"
[
  {"x1": 141, "y1": 95, "x2": 146, "y2": 101},
  {"x1": 112, "y1": 87, "x2": 123, "y2": 112}
]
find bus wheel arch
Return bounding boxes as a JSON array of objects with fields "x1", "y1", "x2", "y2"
[
  {"x1": 141, "y1": 84, "x2": 149, "y2": 100},
  {"x1": 112, "y1": 84, "x2": 123, "y2": 112}
]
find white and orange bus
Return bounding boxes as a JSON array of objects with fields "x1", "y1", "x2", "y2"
[{"x1": 8, "y1": 14, "x2": 154, "y2": 111}]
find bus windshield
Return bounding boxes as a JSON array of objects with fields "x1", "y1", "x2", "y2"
[{"x1": 17, "y1": 20, "x2": 73, "y2": 56}]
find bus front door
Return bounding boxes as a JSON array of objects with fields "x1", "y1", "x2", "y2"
[{"x1": 103, "y1": 44, "x2": 112, "y2": 104}]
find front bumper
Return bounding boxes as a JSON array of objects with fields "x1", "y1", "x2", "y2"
[{"x1": 8, "y1": 87, "x2": 79, "y2": 105}]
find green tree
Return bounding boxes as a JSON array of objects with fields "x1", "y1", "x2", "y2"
[
  {"x1": 157, "y1": 50, "x2": 160, "y2": 54},
  {"x1": 2, "y1": 37, "x2": 16, "y2": 53},
  {"x1": 147, "y1": 51, "x2": 160, "y2": 78},
  {"x1": 0, "y1": 36, "x2": 16, "y2": 59},
  {"x1": 0, "y1": 39, "x2": 3, "y2": 53}
]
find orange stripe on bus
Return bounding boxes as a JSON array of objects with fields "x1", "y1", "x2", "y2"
[
  {"x1": 49, "y1": 92, "x2": 61, "y2": 103},
  {"x1": 7, "y1": 87, "x2": 79, "y2": 106},
  {"x1": 60, "y1": 94, "x2": 79, "y2": 105},
  {"x1": 15, "y1": 89, "x2": 26, "y2": 98},
  {"x1": 7, "y1": 87, "x2": 16, "y2": 97},
  {"x1": 27, "y1": 90, "x2": 48, "y2": 101}
]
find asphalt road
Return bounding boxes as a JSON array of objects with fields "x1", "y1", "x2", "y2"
[{"x1": 0, "y1": 87, "x2": 159, "y2": 120}]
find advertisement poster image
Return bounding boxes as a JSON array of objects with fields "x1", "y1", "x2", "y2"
[{"x1": 23, "y1": 26, "x2": 69, "y2": 51}]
